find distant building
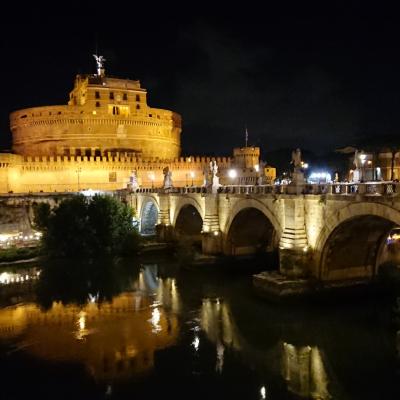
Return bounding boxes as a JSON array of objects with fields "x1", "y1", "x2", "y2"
[
  {"x1": 219, "y1": 146, "x2": 275, "y2": 185},
  {"x1": 347, "y1": 148, "x2": 399, "y2": 182}
]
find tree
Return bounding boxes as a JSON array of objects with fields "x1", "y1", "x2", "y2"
[
  {"x1": 32, "y1": 202, "x2": 51, "y2": 231},
  {"x1": 38, "y1": 194, "x2": 140, "y2": 259}
]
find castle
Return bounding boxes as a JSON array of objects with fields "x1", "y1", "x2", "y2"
[{"x1": 0, "y1": 57, "x2": 273, "y2": 194}]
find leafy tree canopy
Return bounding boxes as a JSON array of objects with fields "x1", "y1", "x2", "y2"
[{"x1": 34, "y1": 195, "x2": 140, "y2": 259}]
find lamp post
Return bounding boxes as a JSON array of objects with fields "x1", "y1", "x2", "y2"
[
  {"x1": 149, "y1": 172, "x2": 155, "y2": 189},
  {"x1": 359, "y1": 153, "x2": 367, "y2": 182},
  {"x1": 76, "y1": 167, "x2": 82, "y2": 191},
  {"x1": 190, "y1": 171, "x2": 195, "y2": 186},
  {"x1": 228, "y1": 169, "x2": 237, "y2": 185}
]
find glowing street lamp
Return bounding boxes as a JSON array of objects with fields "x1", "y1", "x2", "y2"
[
  {"x1": 359, "y1": 152, "x2": 367, "y2": 182},
  {"x1": 190, "y1": 171, "x2": 195, "y2": 186},
  {"x1": 228, "y1": 169, "x2": 237, "y2": 185},
  {"x1": 148, "y1": 172, "x2": 155, "y2": 188},
  {"x1": 228, "y1": 169, "x2": 237, "y2": 179}
]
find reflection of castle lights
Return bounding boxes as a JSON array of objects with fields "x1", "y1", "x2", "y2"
[
  {"x1": 216, "y1": 342, "x2": 224, "y2": 373},
  {"x1": 0, "y1": 270, "x2": 40, "y2": 285},
  {"x1": 260, "y1": 386, "x2": 266, "y2": 399},
  {"x1": 75, "y1": 311, "x2": 88, "y2": 340},
  {"x1": 150, "y1": 306, "x2": 162, "y2": 333},
  {"x1": 79, "y1": 314, "x2": 85, "y2": 331},
  {"x1": 192, "y1": 335, "x2": 200, "y2": 351}
]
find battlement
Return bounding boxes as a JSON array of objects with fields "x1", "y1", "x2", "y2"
[{"x1": 15, "y1": 154, "x2": 232, "y2": 168}]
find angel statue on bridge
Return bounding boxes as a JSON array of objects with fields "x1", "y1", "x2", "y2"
[
  {"x1": 291, "y1": 148, "x2": 302, "y2": 170},
  {"x1": 162, "y1": 166, "x2": 173, "y2": 189}
]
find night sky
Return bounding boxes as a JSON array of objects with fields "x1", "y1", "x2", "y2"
[{"x1": 1, "y1": 4, "x2": 399, "y2": 171}]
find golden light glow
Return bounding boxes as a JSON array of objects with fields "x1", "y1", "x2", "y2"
[
  {"x1": 192, "y1": 335, "x2": 200, "y2": 351},
  {"x1": 0, "y1": 290, "x2": 179, "y2": 381},
  {"x1": 150, "y1": 306, "x2": 162, "y2": 333}
]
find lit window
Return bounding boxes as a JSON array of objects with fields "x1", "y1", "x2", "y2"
[{"x1": 109, "y1": 172, "x2": 117, "y2": 182}]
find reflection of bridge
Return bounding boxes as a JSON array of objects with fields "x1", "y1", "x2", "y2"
[{"x1": 129, "y1": 181, "x2": 400, "y2": 284}]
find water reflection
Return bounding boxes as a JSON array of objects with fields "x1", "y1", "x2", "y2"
[
  {"x1": 35, "y1": 258, "x2": 137, "y2": 308},
  {"x1": 0, "y1": 262, "x2": 180, "y2": 384},
  {"x1": 0, "y1": 259, "x2": 399, "y2": 399},
  {"x1": 200, "y1": 298, "x2": 242, "y2": 374},
  {"x1": 282, "y1": 342, "x2": 330, "y2": 399},
  {"x1": 0, "y1": 269, "x2": 41, "y2": 285}
]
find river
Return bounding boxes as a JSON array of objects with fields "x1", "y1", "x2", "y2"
[{"x1": 0, "y1": 257, "x2": 399, "y2": 399}]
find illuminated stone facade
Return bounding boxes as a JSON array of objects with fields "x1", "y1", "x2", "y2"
[
  {"x1": 0, "y1": 153, "x2": 231, "y2": 193},
  {"x1": 0, "y1": 62, "x2": 274, "y2": 194},
  {"x1": 10, "y1": 74, "x2": 181, "y2": 159}
]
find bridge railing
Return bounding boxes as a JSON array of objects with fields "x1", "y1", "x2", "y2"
[{"x1": 131, "y1": 182, "x2": 400, "y2": 196}]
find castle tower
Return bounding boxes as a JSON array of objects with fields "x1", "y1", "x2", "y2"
[
  {"x1": 10, "y1": 58, "x2": 182, "y2": 160},
  {"x1": 232, "y1": 146, "x2": 260, "y2": 169}
]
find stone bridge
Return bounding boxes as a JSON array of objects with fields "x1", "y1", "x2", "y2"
[{"x1": 128, "y1": 181, "x2": 400, "y2": 283}]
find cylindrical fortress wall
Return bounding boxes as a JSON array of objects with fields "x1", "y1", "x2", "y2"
[{"x1": 10, "y1": 105, "x2": 181, "y2": 159}]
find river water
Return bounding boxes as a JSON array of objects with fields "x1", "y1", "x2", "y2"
[{"x1": 0, "y1": 257, "x2": 399, "y2": 399}]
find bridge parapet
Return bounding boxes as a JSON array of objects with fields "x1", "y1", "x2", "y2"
[{"x1": 132, "y1": 181, "x2": 400, "y2": 197}]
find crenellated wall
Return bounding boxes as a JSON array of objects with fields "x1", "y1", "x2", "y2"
[{"x1": 0, "y1": 153, "x2": 232, "y2": 193}]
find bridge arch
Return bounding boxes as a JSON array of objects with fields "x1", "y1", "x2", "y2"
[
  {"x1": 172, "y1": 197, "x2": 204, "y2": 242},
  {"x1": 139, "y1": 196, "x2": 160, "y2": 235},
  {"x1": 315, "y1": 202, "x2": 400, "y2": 280},
  {"x1": 171, "y1": 197, "x2": 204, "y2": 227},
  {"x1": 223, "y1": 199, "x2": 282, "y2": 255},
  {"x1": 174, "y1": 204, "x2": 203, "y2": 240}
]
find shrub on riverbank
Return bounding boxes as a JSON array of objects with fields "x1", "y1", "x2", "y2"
[
  {"x1": 34, "y1": 195, "x2": 141, "y2": 259},
  {"x1": 0, "y1": 246, "x2": 40, "y2": 263}
]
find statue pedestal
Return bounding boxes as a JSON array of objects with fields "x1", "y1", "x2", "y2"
[
  {"x1": 211, "y1": 176, "x2": 221, "y2": 194},
  {"x1": 287, "y1": 170, "x2": 306, "y2": 194},
  {"x1": 291, "y1": 170, "x2": 305, "y2": 184}
]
